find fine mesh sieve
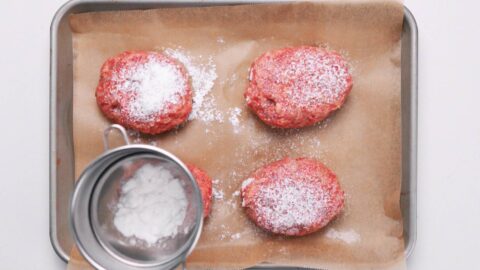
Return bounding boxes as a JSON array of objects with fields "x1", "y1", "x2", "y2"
[{"x1": 71, "y1": 125, "x2": 203, "y2": 270}]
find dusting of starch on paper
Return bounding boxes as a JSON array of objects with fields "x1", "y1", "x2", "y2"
[
  {"x1": 164, "y1": 48, "x2": 223, "y2": 123},
  {"x1": 228, "y1": 107, "x2": 242, "y2": 133},
  {"x1": 325, "y1": 228, "x2": 361, "y2": 244}
]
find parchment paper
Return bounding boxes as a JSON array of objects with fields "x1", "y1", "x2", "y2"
[{"x1": 69, "y1": 1, "x2": 405, "y2": 269}]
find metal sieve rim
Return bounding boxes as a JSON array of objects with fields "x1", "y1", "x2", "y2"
[{"x1": 70, "y1": 144, "x2": 204, "y2": 270}]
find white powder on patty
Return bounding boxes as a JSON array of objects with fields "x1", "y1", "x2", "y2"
[
  {"x1": 113, "y1": 163, "x2": 187, "y2": 245},
  {"x1": 249, "y1": 177, "x2": 329, "y2": 235},
  {"x1": 115, "y1": 56, "x2": 187, "y2": 121},
  {"x1": 289, "y1": 49, "x2": 349, "y2": 105},
  {"x1": 259, "y1": 48, "x2": 350, "y2": 107}
]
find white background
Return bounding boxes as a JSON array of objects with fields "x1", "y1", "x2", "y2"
[{"x1": 0, "y1": 0, "x2": 479, "y2": 269}]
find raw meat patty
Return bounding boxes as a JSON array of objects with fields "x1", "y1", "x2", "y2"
[
  {"x1": 96, "y1": 51, "x2": 192, "y2": 134},
  {"x1": 241, "y1": 157, "x2": 344, "y2": 236},
  {"x1": 187, "y1": 164, "x2": 213, "y2": 218},
  {"x1": 245, "y1": 46, "x2": 353, "y2": 128}
]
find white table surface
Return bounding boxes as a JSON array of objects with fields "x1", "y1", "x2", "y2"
[{"x1": 1, "y1": 0, "x2": 479, "y2": 269}]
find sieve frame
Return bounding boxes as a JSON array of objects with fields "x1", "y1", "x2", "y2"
[{"x1": 70, "y1": 125, "x2": 204, "y2": 270}]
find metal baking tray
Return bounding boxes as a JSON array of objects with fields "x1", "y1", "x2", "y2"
[{"x1": 50, "y1": 0, "x2": 418, "y2": 265}]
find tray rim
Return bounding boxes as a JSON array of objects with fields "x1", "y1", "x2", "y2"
[
  {"x1": 402, "y1": 6, "x2": 418, "y2": 259},
  {"x1": 50, "y1": 0, "x2": 418, "y2": 264}
]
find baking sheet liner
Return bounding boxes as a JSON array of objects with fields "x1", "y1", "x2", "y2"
[{"x1": 69, "y1": 1, "x2": 405, "y2": 269}]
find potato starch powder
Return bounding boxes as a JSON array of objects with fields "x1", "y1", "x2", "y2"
[{"x1": 113, "y1": 163, "x2": 188, "y2": 245}]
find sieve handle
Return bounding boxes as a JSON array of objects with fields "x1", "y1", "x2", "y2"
[{"x1": 103, "y1": 124, "x2": 130, "y2": 151}]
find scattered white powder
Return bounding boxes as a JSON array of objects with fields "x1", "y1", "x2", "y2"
[
  {"x1": 218, "y1": 225, "x2": 228, "y2": 240},
  {"x1": 325, "y1": 229, "x2": 361, "y2": 244},
  {"x1": 241, "y1": 178, "x2": 254, "y2": 190},
  {"x1": 164, "y1": 48, "x2": 223, "y2": 123},
  {"x1": 148, "y1": 141, "x2": 158, "y2": 146},
  {"x1": 225, "y1": 191, "x2": 239, "y2": 209},
  {"x1": 217, "y1": 37, "x2": 225, "y2": 44},
  {"x1": 226, "y1": 200, "x2": 237, "y2": 209},
  {"x1": 217, "y1": 227, "x2": 243, "y2": 242},
  {"x1": 212, "y1": 188, "x2": 224, "y2": 200},
  {"x1": 113, "y1": 164, "x2": 187, "y2": 245},
  {"x1": 115, "y1": 56, "x2": 187, "y2": 121},
  {"x1": 278, "y1": 246, "x2": 289, "y2": 255},
  {"x1": 228, "y1": 107, "x2": 242, "y2": 133}
]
